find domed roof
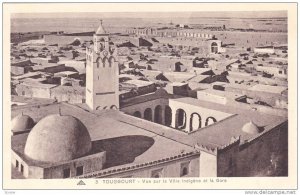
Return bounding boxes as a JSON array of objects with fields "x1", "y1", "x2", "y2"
[
  {"x1": 242, "y1": 121, "x2": 260, "y2": 134},
  {"x1": 24, "y1": 114, "x2": 92, "y2": 163},
  {"x1": 11, "y1": 114, "x2": 34, "y2": 132},
  {"x1": 95, "y1": 20, "x2": 107, "y2": 35}
]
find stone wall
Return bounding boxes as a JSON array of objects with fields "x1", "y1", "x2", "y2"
[
  {"x1": 199, "y1": 151, "x2": 217, "y2": 177},
  {"x1": 217, "y1": 142, "x2": 240, "y2": 177},
  {"x1": 15, "y1": 84, "x2": 53, "y2": 99},
  {"x1": 11, "y1": 66, "x2": 25, "y2": 76},
  {"x1": 236, "y1": 121, "x2": 288, "y2": 176},
  {"x1": 11, "y1": 150, "x2": 44, "y2": 179},
  {"x1": 44, "y1": 152, "x2": 106, "y2": 179},
  {"x1": 50, "y1": 86, "x2": 85, "y2": 104},
  {"x1": 12, "y1": 150, "x2": 107, "y2": 179},
  {"x1": 216, "y1": 121, "x2": 288, "y2": 177}
]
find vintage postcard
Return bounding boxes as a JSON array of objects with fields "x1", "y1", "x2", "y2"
[{"x1": 2, "y1": 2, "x2": 298, "y2": 190}]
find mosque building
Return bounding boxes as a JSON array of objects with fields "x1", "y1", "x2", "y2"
[{"x1": 11, "y1": 20, "x2": 288, "y2": 179}]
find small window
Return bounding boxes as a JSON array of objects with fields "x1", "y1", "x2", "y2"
[
  {"x1": 279, "y1": 70, "x2": 282, "y2": 74},
  {"x1": 22, "y1": 91, "x2": 25, "y2": 95},
  {"x1": 20, "y1": 164, "x2": 24, "y2": 173},
  {"x1": 182, "y1": 167, "x2": 188, "y2": 176},
  {"x1": 76, "y1": 166, "x2": 83, "y2": 176},
  {"x1": 180, "y1": 162, "x2": 190, "y2": 177},
  {"x1": 151, "y1": 168, "x2": 163, "y2": 178},
  {"x1": 63, "y1": 168, "x2": 70, "y2": 178},
  {"x1": 16, "y1": 160, "x2": 19, "y2": 168}
]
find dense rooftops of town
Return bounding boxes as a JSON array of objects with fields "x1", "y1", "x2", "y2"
[
  {"x1": 10, "y1": 27, "x2": 288, "y2": 111},
  {"x1": 10, "y1": 19, "x2": 288, "y2": 178}
]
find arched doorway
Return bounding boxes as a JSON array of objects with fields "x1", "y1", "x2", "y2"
[
  {"x1": 154, "y1": 105, "x2": 163, "y2": 124},
  {"x1": 205, "y1": 117, "x2": 217, "y2": 126},
  {"x1": 133, "y1": 111, "x2": 141, "y2": 118},
  {"x1": 211, "y1": 42, "x2": 218, "y2": 53},
  {"x1": 164, "y1": 106, "x2": 172, "y2": 126},
  {"x1": 175, "y1": 109, "x2": 186, "y2": 130},
  {"x1": 144, "y1": 108, "x2": 152, "y2": 121},
  {"x1": 190, "y1": 113, "x2": 201, "y2": 132}
]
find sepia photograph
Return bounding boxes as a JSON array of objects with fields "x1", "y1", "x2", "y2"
[{"x1": 2, "y1": 2, "x2": 298, "y2": 191}]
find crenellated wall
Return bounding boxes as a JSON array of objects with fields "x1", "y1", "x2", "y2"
[
  {"x1": 235, "y1": 121, "x2": 288, "y2": 176},
  {"x1": 215, "y1": 121, "x2": 288, "y2": 177},
  {"x1": 216, "y1": 138, "x2": 240, "y2": 177}
]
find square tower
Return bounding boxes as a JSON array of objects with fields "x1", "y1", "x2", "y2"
[{"x1": 85, "y1": 20, "x2": 119, "y2": 110}]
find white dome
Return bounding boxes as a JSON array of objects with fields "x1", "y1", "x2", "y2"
[
  {"x1": 242, "y1": 121, "x2": 260, "y2": 134},
  {"x1": 11, "y1": 114, "x2": 34, "y2": 133},
  {"x1": 24, "y1": 114, "x2": 92, "y2": 162}
]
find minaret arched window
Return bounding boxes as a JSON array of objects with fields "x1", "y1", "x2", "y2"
[
  {"x1": 102, "y1": 57, "x2": 107, "y2": 68},
  {"x1": 96, "y1": 57, "x2": 101, "y2": 68},
  {"x1": 108, "y1": 56, "x2": 115, "y2": 67}
]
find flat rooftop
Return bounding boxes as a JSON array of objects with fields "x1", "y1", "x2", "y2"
[
  {"x1": 12, "y1": 71, "x2": 45, "y2": 80},
  {"x1": 19, "y1": 82, "x2": 58, "y2": 89},
  {"x1": 11, "y1": 95, "x2": 56, "y2": 108},
  {"x1": 123, "y1": 79, "x2": 154, "y2": 87},
  {"x1": 163, "y1": 72, "x2": 195, "y2": 82},
  {"x1": 21, "y1": 77, "x2": 48, "y2": 84},
  {"x1": 197, "y1": 88, "x2": 243, "y2": 100},
  {"x1": 168, "y1": 82, "x2": 188, "y2": 87},
  {"x1": 248, "y1": 84, "x2": 287, "y2": 94},
  {"x1": 54, "y1": 71, "x2": 79, "y2": 77},
  {"x1": 31, "y1": 63, "x2": 64, "y2": 71}
]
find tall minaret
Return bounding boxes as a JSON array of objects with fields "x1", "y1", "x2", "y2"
[{"x1": 85, "y1": 20, "x2": 119, "y2": 110}]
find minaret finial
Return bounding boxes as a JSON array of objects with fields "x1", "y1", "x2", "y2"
[{"x1": 95, "y1": 19, "x2": 106, "y2": 35}]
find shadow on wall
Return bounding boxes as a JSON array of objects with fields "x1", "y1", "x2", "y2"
[{"x1": 91, "y1": 135, "x2": 155, "y2": 168}]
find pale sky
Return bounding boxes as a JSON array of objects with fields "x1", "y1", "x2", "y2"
[{"x1": 12, "y1": 11, "x2": 287, "y2": 19}]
